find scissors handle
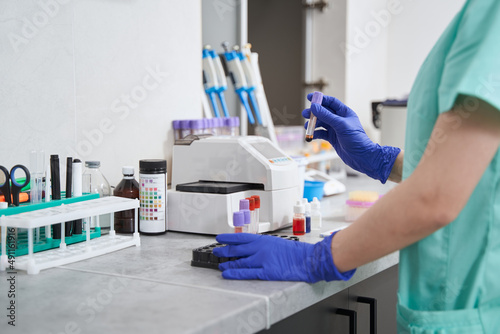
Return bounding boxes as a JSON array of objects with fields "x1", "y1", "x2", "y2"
[
  {"x1": 0, "y1": 166, "x2": 12, "y2": 205},
  {"x1": 10, "y1": 165, "x2": 30, "y2": 206}
]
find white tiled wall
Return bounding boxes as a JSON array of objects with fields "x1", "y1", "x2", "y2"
[{"x1": 0, "y1": 0, "x2": 202, "y2": 187}]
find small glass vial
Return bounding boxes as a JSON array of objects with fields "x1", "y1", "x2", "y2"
[
  {"x1": 113, "y1": 166, "x2": 140, "y2": 233},
  {"x1": 311, "y1": 197, "x2": 322, "y2": 230},
  {"x1": 82, "y1": 161, "x2": 111, "y2": 197},
  {"x1": 233, "y1": 211, "x2": 244, "y2": 233},
  {"x1": 82, "y1": 160, "x2": 111, "y2": 230},
  {"x1": 293, "y1": 200, "x2": 305, "y2": 236},
  {"x1": 305, "y1": 201, "x2": 311, "y2": 233}
]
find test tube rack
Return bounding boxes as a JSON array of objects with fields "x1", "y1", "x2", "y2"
[
  {"x1": 0, "y1": 196, "x2": 140, "y2": 275},
  {"x1": 191, "y1": 235, "x2": 299, "y2": 270}
]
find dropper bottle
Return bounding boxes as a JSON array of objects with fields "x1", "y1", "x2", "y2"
[{"x1": 293, "y1": 200, "x2": 306, "y2": 236}]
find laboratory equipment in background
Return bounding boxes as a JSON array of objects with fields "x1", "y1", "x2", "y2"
[
  {"x1": 372, "y1": 99, "x2": 408, "y2": 149},
  {"x1": 209, "y1": 50, "x2": 230, "y2": 117},
  {"x1": 172, "y1": 117, "x2": 240, "y2": 141},
  {"x1": 139, "y1": 159, "x2": 167, "y2": 234},
  {"x1": 304, "y1": 168, "x2": 346, "y2": 196},
  {"x1": 114, "y1": 166, "x2": 140, "y2": 234},
  {"x1": 202, "y1": 46, "x2": 221, "y2": 118},
  {"x1": 168, "y1": 136, "x2": 301, "y2": 235},
  {"x1": 345, "y1": 191, "x2": 380, "y2": 222},
  {"x1": 293, "y1": 200, "x2": 305, "y2": 236},
  {"x1": 221, "y1": 42, "x2": 255, "y2": 125}
]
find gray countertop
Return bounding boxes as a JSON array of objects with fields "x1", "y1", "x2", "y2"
[{"x1": 0, "y1": 176, "x2": 398, "y2": 334}]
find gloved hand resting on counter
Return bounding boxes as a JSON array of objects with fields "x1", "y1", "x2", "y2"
[
  {"x1": 302, "y1": 93, "x2": 401, "y2": 183},
  {"x1": 213, "y1": 232, "x2": 355, "y2": 283}
]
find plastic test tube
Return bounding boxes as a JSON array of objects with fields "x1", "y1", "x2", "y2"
[
  {"x1": 246, "y1": 197, "x2": 256, "y2": 233},
  {"x1": 172, "y1": 120, "x2": 182, "y2": 140},
  {"x1": 180, "y1": 120, "x2": 191, "y2": 139},
  {"x1": 190, "y1": 119, "x2": 205, "y2": 135},
  {"x1": 305, "y1": 91, "x2": 324, "y2": 142},
  {"x1": 242, "y1": 210, "x2": 251, "y2": 233},
  {"x1": 251, "y1": 195, "x2": 260, "y2": 228},
  {"x1": 233, "y1": 211, "x2": 244, "y2": 233}
]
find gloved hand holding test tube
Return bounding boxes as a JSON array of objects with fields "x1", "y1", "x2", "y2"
[
  {"x1": 202, "y1": 47, "x2": 221, "y2": 118},
  {"x1": 305, "y1": 91, "x2": 323, "y2": 142},
  {"x1": 221, "y1": 42, "x2": 255, "y2": 125},
  {"x1": 208, "y1": 48, "x2": 230, "y2": 118}
]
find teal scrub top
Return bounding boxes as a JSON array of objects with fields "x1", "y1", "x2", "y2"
[{"x1": 398, "y1": 0, "x2": 500, "y2": 333}]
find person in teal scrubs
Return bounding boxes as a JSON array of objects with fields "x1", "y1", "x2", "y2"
[{"x1": 214, "y1": 0, "x2": 500, "y2": 332}]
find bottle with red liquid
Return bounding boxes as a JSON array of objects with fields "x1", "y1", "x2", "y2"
[
  {"x1": 293, "y1": 200, "x2": 306, "y2": 236},
  {"x1": 113, "y1": 166, "x2": 140, "y2": 233}
]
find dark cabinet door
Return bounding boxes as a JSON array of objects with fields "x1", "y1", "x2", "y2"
[
  {"x1": 349, "y1": 265, "x2": 398, "y2": 334},
  {"x1": 259, "y1": 288, "x2": 351, "y2": 333}
]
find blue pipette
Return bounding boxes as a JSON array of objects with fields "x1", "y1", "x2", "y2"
[
  {"x1": 202, "y1": 47, "x2": 221, "y2": 118},
  {"x1": 222, "y1": 42, "x2": 255, "y2": 124},
  {"x1": 236, "y1": 48, "x2": 263, "y2": 125},
  {"x1": 208, "y1": 49, "x2": 230, "y2": 117}
]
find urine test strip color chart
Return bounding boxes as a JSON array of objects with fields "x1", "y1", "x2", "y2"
[{"x1": 139, "y1": 174, "x2": 166, "y2": 233}]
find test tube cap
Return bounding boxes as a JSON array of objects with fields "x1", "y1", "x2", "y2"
[
  {"x1": 172, "y1": 120, "x2": 181, "y2": 129},
  {"x1": 311, "y1": 91, "x2": 324, "y2": 104},
  {"x1": 239, "y1": 199, "x2": 250, "y2": 211},
  {"x1": 190, "y1": 119, "x2": 204, "y2": 129},
  {"x1": 246, "y1": 197, "x2": 255, "y2": 211},
  {"x1": 233, "y1": 211, "x2": 244, "y2": 226},
  {"x1": 251, "y1": 195, "x2": 260, "y2": 208}
]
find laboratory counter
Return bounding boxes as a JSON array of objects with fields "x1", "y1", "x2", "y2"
[{"x1": 0, "y1": 176, "x2": 398, "y2": 334}]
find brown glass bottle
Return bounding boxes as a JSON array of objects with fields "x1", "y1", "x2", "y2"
[{"x1": 113, "y1": 166, "x2": 140, "y2": 233}]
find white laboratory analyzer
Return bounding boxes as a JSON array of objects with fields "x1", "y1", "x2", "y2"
[{"x1": 168, "y1": 135, "x2": 301, "y2": 234}]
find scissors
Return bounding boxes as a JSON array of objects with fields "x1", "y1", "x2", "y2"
[{"x1": 0, "y1": 165, "x2": 31, "y2": 206}]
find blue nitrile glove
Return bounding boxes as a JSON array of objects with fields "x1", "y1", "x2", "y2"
[
  {"x1": 302, "y1": 94, "x2": 401, "y2": 183},
  {"x1": 212, "y1": 233, "x2": 355, "y2": 283}
]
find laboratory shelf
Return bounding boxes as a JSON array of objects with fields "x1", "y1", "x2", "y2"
[{"x1": 0, "y1": 196, "x2": 140, "y2": 274}]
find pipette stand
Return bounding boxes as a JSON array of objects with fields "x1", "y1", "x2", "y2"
[{"x1": 0, "y1": 196, "x2": 140, "y2": 275}]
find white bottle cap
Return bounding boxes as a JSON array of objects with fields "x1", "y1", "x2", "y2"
[
  {"x1": 294, "y1": 200, "x2": 305, "y2": 214},
  {"x1": 311, "y1": 197, "x2": 321, "y2": 210},
  {"x1": 122, "y1": 166, "x2": 135, "y2": 176},
  {"x1": 305, "y1": 202, "x2": 311, "y2": 214},
  {"x1": 0, "y1": 202, "x2": 8, "y2": 209}
]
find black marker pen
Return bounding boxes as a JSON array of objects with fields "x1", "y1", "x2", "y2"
[{"x1": 50, "y1": 155, "x2": 61, "y2": 239}]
